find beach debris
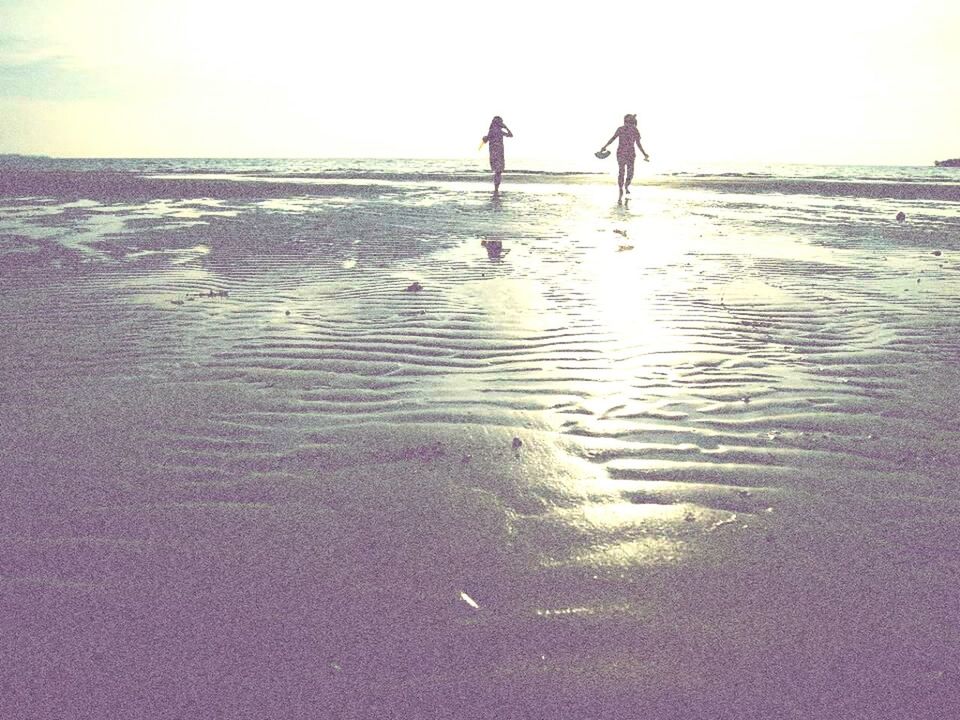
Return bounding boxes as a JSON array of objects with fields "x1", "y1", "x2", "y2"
[
  {"x1": 512, "y1": 437, "x2": 523, "y2": 450},
  {"x1": 459, "y1": 591, "x2": 480, "y2": 609},
  {"x1": 896, "y1": 211, "x2": 906, "y2": 223},
  {"x1": 285, "y1": 310, "x2": 291, "y2": 316},
  {"x1": 617, "y1": 244, "x2": 635, "y2": 252},
  {"x1": 736, "y1": 489, "x2": 752, "y2": 498},
  {"x1": 170, "y1": 299, "x2": 184, "y2": 305},
  {"x1": 405, "y1": 281, "x2": 423, "y2": 292},
  {"x1": 933, "y1": 250, "x2": 942, "y2": 256},
  {"x1": 710, "y1": 514, "x2": 738, "y2": 532},
  {"x1": 613, "y1": 229, "x2": 628, "y2": 238},
  {"x1": 189, "y1": 289, "x2": 228, "y2": 298},
  {"x1": 742, "y1": 396, "x2": 751, "y2": 404}
]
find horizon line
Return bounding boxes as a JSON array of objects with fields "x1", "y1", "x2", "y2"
[{"x1": 0, "y1": 153, "x2": 949, "y2": 169}]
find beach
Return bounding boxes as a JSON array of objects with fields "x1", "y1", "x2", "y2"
[{"x1": 2, "y1": 158, "x2": 960, "y2": 719}]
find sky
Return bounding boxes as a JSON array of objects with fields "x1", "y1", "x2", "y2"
[{"x1": 1, "y1": 0, "x2": 958, "y2": 165}]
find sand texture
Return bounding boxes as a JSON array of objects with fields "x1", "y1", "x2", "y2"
[{"x1": 2, "y1": 162, "x2": 960, "y2": 719}]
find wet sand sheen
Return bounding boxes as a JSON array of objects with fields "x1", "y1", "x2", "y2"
[{"x1": 2, "y1": 166, "x2": 960, "y2": 718}]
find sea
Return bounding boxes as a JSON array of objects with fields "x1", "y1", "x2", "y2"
[{"x1": 3, "y1": 153, "x2": 960, "y2": 188}]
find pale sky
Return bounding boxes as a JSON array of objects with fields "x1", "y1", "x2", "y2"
[{"x1": 1, "y1": 0, "x2": 958, "y2": 165}]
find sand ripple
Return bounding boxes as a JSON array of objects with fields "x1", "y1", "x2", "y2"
[{"x1": 2, "y1": 170, "x2": 959, "y2": 717}]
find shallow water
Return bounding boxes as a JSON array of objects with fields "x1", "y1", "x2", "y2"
[{"x1": 2, "y1": 160, "x2": 960, "y2": 718}]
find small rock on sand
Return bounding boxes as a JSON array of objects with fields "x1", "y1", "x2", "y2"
[
  {"x1": 896, "y1": 211, "x2": 906, "y2": 223},
  {"x1": 406, "y1": 281, "x2": 423, "y2": 292}
]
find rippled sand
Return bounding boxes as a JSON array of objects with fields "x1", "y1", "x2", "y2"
[{"x1": 2, "y1": 171, "x2": 960, "y2": 718}]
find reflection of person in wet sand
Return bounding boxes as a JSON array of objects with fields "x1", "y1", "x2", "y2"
[
  {"x1": 599, "y1": 114, "x2": 649, "y2": 201},
  {"x1": 482, "y1": 116, "x2": 513, "y2": 193},
  {"x1": 481, "y1": 238, "x2": 509, "y2": 259}
]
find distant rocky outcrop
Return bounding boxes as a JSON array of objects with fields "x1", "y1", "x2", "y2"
[{"x1": 934, "y1": 158, "x2": 960, "y2": 167}]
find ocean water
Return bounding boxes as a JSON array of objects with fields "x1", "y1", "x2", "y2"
[{"x1": 2, "y1": 157, "x2": 960, "y2": 718}]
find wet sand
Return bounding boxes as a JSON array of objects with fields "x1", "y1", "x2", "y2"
[{"x1": 2, "y1": 167, "x2": 959, "y2": 718}]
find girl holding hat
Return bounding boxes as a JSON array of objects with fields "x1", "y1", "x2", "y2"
[{"x1": 599, "y1": 114, "x2": 650, "y2": 201}]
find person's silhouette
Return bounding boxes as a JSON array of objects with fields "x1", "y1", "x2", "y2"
[
  {"x1": 482, "y1": 116, "x2": 513, "y2": 193},
  {"x1": 599, "y1": 114, "x2": 649, "y2": 201}
]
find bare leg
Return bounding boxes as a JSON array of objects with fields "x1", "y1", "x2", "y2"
[
  {"x1": 625, "y1": 159, "x2": 635, "y2": 194},
  {"x1": 494, "y1": 171, "x2": 502, "y2": 193},
  {"x1": 617, "y1": 162, "x2": 625, "y2": 201}
]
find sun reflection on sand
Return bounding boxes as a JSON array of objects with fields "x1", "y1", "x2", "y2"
[{"x1": 542, "y1": 533, "x2": 686, "y2": 569}]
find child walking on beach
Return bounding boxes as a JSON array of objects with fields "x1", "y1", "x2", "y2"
[
  {"x1": 599, "y1": 114, "x2": 649, "y2": 201},
  {"x1": 482, "y1": 116, "x2": 513, "y2": 193}
]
